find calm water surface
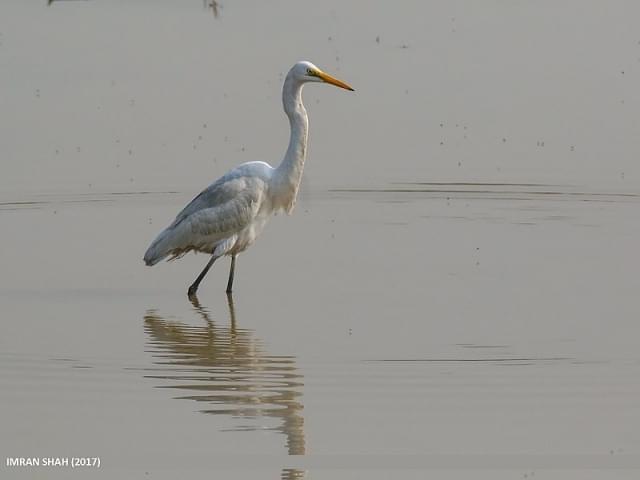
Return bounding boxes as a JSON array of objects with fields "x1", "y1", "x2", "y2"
[{"x1": 1, "y1": 1, "x2": 640, "y2": 478}]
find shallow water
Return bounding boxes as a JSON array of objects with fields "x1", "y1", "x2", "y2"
[{"x1": 2, "y1": 1, "x2": 640, "y2": 478}]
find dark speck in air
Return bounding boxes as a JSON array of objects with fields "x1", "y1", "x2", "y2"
[{"x1": 375, "y1": 36, "x2": 380, "y2": 44}]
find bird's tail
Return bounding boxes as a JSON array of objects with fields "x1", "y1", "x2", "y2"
[{"x1": 143, "y1": 228, "x2": 174, "y2": 266}]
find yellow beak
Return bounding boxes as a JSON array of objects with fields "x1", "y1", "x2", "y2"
[{"x1": 315, "y1": 70, "x2": 355, "y2": 91}]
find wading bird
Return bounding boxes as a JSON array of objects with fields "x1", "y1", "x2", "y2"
[{"x1": 143, "y1": 61, "x2": 354, "y2": 297}]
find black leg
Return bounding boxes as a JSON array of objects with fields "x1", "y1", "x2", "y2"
[
  {"x1": 226, "y1": 291, "x2": 237, "y2": 330},
  {"x1": 187, "y1": 254, "x2": 218, "y2": 298},
  {"x1": 226, "y1": 255, "x2": 236, "y2": 294}
]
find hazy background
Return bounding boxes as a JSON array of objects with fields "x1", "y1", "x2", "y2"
[{"x1": 2, "y1": 0, "x2": 640, "y2": 195}]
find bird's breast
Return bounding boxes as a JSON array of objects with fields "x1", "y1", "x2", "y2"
[{"x1": 230, "y1": 199, "x2": 274, "y2": 254}]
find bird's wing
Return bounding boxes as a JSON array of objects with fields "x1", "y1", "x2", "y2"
[
  {"x1": 187, "y1": 179, "x2": 264, "y2": 235},
  {"x1": 171, "y1": 162, "x2": 272, "y2": 228},
  {"x1": 169, "y1": 162, "x2": 276, "y2": 245},
  {"x1": 144, "y1": 163, "x2": 273, "y2": 265}
]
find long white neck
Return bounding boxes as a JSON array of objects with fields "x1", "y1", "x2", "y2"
[{"x1": 272, "y1": 74, "x2": 308, "y2": 213}]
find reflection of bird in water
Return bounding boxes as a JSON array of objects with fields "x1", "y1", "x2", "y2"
[
  {"x1": 143, "y1": 294, "x2": 305, "y2": 456},
  {"x1": 281, "y1": 468, "x2": 307, "y2": 480},
  {"x1": 143, "y1": 61, "x2": 353, "y2": 297}
]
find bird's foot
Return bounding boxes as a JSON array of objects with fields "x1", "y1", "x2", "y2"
[{"x1": 187, "y1": 284, "x2": 199, "y2": 298}]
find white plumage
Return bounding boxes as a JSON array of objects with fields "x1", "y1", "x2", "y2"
[
  {"x1": 144, "y1": 162, "x2": 271, "y2": 264},
  {"x1": 143, "y1": 61, "x2": 354, "y2": 296}
]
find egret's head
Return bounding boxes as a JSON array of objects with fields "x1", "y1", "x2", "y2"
[{"x1": 291, "y1": 61, "x2": 354, "y2": 91}]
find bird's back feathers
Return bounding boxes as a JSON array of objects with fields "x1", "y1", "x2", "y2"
[{"x1": 143, "y1": 162, "x2": 273, "y2": 266}]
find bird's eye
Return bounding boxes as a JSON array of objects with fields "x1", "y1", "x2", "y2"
[{"x1": 307, "y1": 68, "x2": 314, "y2": 76}]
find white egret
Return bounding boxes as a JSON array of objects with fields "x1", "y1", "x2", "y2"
[{"x1": 143, "y1": 61, "x2": 354, "y2": 297}]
